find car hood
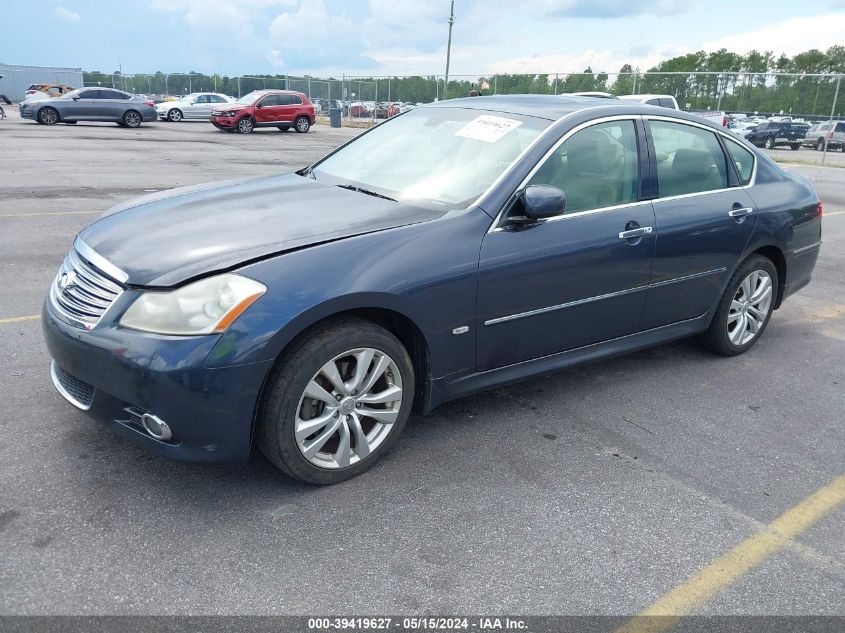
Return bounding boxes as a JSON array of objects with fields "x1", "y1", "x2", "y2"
[
  {"x1": 211, "y1": 104, "x2": 249, "y2": 112},
  {"x1": 78, "y1": 174, "x2": 445, "y2": 287}
]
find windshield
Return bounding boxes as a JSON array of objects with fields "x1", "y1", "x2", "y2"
[
  {"x1": 312, "y1": 107, "x2": 551, "y2": 209},
  {"x1": 236, "y1": 91, "x2": 262, "y2": 105}
]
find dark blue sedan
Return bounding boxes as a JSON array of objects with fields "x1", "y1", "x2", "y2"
[{"x1": 43, "y1": 96, "x2": 822, "y2": 484}]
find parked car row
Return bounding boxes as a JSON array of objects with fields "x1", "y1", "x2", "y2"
[{"x1": 16, "y1": 88, "x2": 317, "y2": 134}]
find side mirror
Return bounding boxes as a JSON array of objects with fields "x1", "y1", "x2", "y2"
[
  {"x1": 521, "y1": 185, "x2": 566, "y2": 220},
  {"x1": 255, "y1": 103, "x2": 263, "y2": 109},
  {"x1": 72, "y1": 96, "x2": 80, "y2": 101}
]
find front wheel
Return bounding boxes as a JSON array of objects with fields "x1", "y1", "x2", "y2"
[
  {"x1": 38, "y1": 107, "x2": 59, "y2": 125},
  {"x1": 167, "y1": 108, "x2": 183, "y2": 122},
  {"x1": 123, "y1": 110, "x2": 142, "y2": 128},
  {"x1": 702, "y1": 255, "x2": 778, "y2": 356},
  {"x1": 790, "y1": 143, "x2": 800, "y2": 150},
  {"x1": 236, "y1": 117, "x2": 254, "y2": 134},
  {"x1": 257, "y1": 318, "x2": 415, "y2": 484},
  {"x1": 294, "y1": 116, "x2": 311, "y2": 133}
]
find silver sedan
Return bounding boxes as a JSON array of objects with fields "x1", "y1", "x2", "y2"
[{"x1": 19, "y1": 88, "x2": 157, "y2": 127}]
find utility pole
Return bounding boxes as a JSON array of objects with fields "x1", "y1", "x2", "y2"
[{"x1": 443, "y1": 0, "x2": 455, "y2": 101}]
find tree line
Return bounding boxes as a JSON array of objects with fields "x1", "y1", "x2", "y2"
[{"x1": 83, "y1": 46, "x2": 845, "y2": 116}]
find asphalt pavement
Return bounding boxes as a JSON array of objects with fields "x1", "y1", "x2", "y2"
[{"x1": 0, "y1": 113, "x2": 843, "y2": 618}]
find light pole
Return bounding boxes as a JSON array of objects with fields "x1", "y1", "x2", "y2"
[{"x1": 443, "y1": 0, "x2": 455, "y2": 101}]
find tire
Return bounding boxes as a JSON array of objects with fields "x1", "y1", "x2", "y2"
[
  {"x1": 702, "y1": 255, "x2": 778, "y2": 357},
  {"x1": 277, "y1": 125, "x2": 291, "y2": 131},
  {"x1": 256, "y1": 317, "x2": 415, "y2": 484},
  {"x1": 294, "y1": 116, "x2": 311, "y2": 133},
  {"x1": 764, "y1": 137, "x2": 774, "y2": 149},
  {"x1": 790, "y1": 143, "x2": 800, "y2": 150},
  {"x1": 817, "y1": 139, "x2": 825, "y2": 151},
  {"x1": 38, "y1": 107, "x2": 59, "y2": 125},
  {"x1": 236, "y1": 117, "x2": 254, "y2": 134},
  {"x1": 167, "y1": 108, "x2": 183, "y2": 122},
  {"x1": 122, "y1": 110, "x2": 142, "y2": 128}
]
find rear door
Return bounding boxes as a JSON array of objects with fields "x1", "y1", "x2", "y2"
[
  {"x1": 476, "y1": 117, "x2": 656, "y2": 370},
  {"x1": 97, "y1": 90, "x2": 131, "y2": 120},
  {"x1": 641, "y1": 117, "x2": 757, "y2": 329}
]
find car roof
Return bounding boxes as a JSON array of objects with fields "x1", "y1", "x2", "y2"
[
  {"x1": 248, "y1": 89, "x2": 306, "y2": 95},
  {"x1": 424, "y1": 94, "x2": 732, "y2": 130}
]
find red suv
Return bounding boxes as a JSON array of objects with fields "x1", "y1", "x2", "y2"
[{"x1": 210, "y1": 90, "x2": 315, "y2": 134}]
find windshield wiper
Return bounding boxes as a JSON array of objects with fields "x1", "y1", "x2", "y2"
[{"x1": 336, "y1": 184, "x2": 396, "y2": 202}]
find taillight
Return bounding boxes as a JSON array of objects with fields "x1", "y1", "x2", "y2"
[
  {"x1": 818, "y1": 200, "x2": 823, "y2": 217},
  {"x1": 829, "y1": 131, "x2": 834, "y2": 139},
  {"x1": 722, "y1": 115, "x2": 727, "y2": 127},
  {"x1": 143, "y1": 100, "x2": 155, "y2": 107}
]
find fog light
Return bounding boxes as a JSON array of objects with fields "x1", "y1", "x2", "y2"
[{"x1": 140, "y1": 413, "x2": 173, "y2": 441}]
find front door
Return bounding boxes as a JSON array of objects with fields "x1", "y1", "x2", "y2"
[
  {"x1": 641, "y1": 118, "x2": 758, "y2": 328},
  {"x1": 65, "y1": 89, "x2": 99, "y2": 118},
  {"x1": 254, "y1": 95, "x2": 284, "y2": 126},
  {"x1": 476, "y1": 118, "x2": 655, "y2": 371}
]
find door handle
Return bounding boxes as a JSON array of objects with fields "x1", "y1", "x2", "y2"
[
  {"x1": 728, "y1": 207, "x2": 753, "y2": 218},
  {"x1": 618, "y1": 226, "x2": 653, "y2": 240}
]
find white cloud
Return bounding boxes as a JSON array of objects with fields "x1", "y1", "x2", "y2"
[
  {"x1": 486, "y1": 44, "x2": 691, "y2": 76},
  {"x1": 703, "y1": 13, "x2": 845, "y2": 57},
  {"x1": 52, "y1": 6, "x2": 81, "y2": 23}
]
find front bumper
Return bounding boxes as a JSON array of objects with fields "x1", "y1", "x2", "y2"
[
  {"x1": 211, "y1": 114, "x2": 238, "y2": 128},
  {"x1": 19, "y1": 107, "x2": 35, "y2": 120},
  {"x1": 42, "y1": 301, "x2": 274, "y2": 463}
]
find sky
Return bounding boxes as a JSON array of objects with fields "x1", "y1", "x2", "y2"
[{"x1": 2, "y1": 0, "x2": 844, "y2": 78}]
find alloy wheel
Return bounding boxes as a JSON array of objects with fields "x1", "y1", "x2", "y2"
[
  {"x1": 295, "y1": 347, "x2": 403, "y2": 469},
  {"x1": 124, "y1": 111, "x2": 141, "y2": 128},
  {"x1": 727, "y1": 270, "x2": 773, "y2": 346},
  {"x1": 237, "y1": 118, "x2": 253, "y2": 133},
  {"x1": 296, "y1": 117, "x2": 309, "y2": 132},
  {"x1": 168, "y1": 109, "x2": 183, "y2": 122},
  {"x1": 39, "y1": 108, "x2": 58, "y2": 125}
]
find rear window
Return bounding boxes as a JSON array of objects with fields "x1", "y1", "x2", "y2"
[
  {"x1": 645, "y1": 98, "x2": 660, "y2": 106},
  {"x1": 658, "y1": 98, "x2": 675, "y2": 109},
  {"x1": 837, "y1": 123, "x2": 845, "y2": 133},
  {"x1": 723, "y1": 138, "x2": 755, "y2": 186},
  {"x1": 650, "y1": 120, "x2": 729, "y2": 197}
]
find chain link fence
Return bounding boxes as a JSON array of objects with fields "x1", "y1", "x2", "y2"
[{"x1": 73, "y1": 70, "x2": 843, "y2": 161}]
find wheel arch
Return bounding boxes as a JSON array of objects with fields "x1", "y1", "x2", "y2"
[
  {"x1": 251, "y1": 301, "x2": 433, "y2": 417},
  {"x1": 748, "y1": 244, "x2": 787, "y2": 309}
]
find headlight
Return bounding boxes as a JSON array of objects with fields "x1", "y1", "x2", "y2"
[
  {"x1": 119, "y1": 273, "x2": 266, "y2": 335},
  {"x1": 218, "y1": 110, "x2": 236, "y2": 117}
]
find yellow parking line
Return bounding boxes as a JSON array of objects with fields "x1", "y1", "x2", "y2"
[
  {"x1": 0, "y1": 210, "x2": 100, "y2": 218},
  {"x1": 615, "y1": 473, "x2": 845, "y2": 633},
  {"x1": 0, "y1": 314, "x2": 40, "y2": 324}
]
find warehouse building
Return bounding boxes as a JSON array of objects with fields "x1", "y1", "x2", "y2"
[{"x1": 0, "y1": 63, "x2": 84, "y2": 102}]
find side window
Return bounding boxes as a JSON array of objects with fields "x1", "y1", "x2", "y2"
[
  {"x1": 289, "y1": 95, "x2": 303, "y2": 105},
  {"x1": 276, "y1": 95, "x2": 293, "y2": 105},
  {"x1": 259, "y1": 95, "x2": 279, "y2": 107},
  {"x1": 836, "y1": 123, "x2": 845, "y2": 133},
  {"x1": 723, "y1": 138, "x2": 755, "y2": 186},
  {"x1": 208, "y1": 95, "x2": 225, "y2": 103},
  {"x1": 78, "y1": 90, "x2": 99, "y2": 99},
  {"x1": 650, "y1": 120, "x2": 728, "y2": 197},
  {"x1": 527, "y1": 120, "x2": 639, "y2": 214},
  {"x1": 658, "y1": 98, "x2": 675, "y2": 109},
  {"x1": 195, "y1": 95, "x2": 208, "y2": 104},
  {"x1": 646, "y1": 98, "x2": 660, "y2": 106}
]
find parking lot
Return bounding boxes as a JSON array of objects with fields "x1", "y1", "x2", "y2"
[{"x1": 1, "y1": 111, "x2": 844, "y2": 618}]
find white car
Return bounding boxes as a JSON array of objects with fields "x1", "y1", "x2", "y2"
[
  {"x1": 156, "y1": 93, "x2": 236, "y2": 122},
  {"x1": 618, "y1": 94, "x2": 679, "y2": 109}
]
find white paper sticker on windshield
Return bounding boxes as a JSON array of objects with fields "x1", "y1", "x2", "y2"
[{"x1": 454, "y1": 115, "x2": 523, "y2": 143}]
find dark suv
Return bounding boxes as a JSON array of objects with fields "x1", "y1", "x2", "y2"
[{"x1": 745, "y1": 120, "x2": 808, "y2": 150}]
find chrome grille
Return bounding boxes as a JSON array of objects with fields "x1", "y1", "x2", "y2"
[{"x1": 50, "y1": 248, "x2": 123, "y2": 330}]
